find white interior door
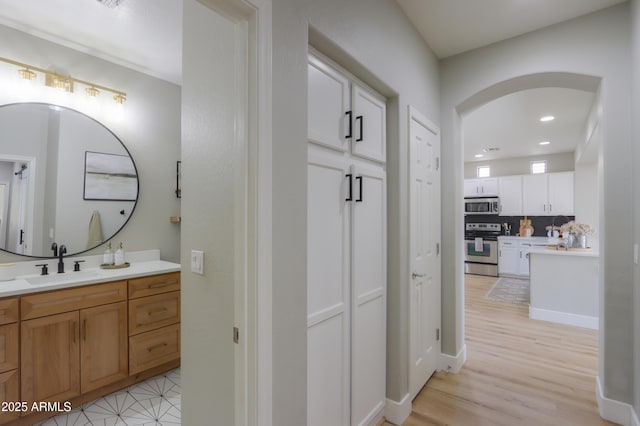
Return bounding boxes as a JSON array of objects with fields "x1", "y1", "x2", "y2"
[
  {"x1": 409, "y1": 108, "x2": 441, "y2": 399},
  {"x1": 350, "y1": 160, "x2": 386, "y2": 426},
  {"x1": 307, "y1": 146, "x2": 351, "y2": 426}
]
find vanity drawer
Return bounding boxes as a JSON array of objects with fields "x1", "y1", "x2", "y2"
[
  {"x1": 0, "y1": 323, "x2": 18, "y2": 373},
  {"x1": 21, "y1": 281, "x2": 127, "y2": 320},
  {"x1": 0, "y1": 298, "x2": 18, "y2": 325},
  {"x1": 129, "y1": 324, "x2": 180, "y2": 375},
  {"x1": 129, "y1": 291, "x2": 180, "y2": 335},
  {"x1": 128, "y1": 272, "x2": 180, "y2": 299}
]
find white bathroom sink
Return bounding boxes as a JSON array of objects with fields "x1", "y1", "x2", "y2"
[{"x1": 26, "y1": 270, "x2": 100, "y2": 285}]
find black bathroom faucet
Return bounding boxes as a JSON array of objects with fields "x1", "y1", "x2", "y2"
[{"x1": 58, "y1": 244, "x2": 67, "y2": 273}]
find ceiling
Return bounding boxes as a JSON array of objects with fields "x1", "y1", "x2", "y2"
[
  {"x1": 462, "y1": 88, "x2": 595, "y2": 163},
  {"x1": 0, "y1": 0, "x2": 182, "y2": 85},
  {"x1": 0, "y1": 0, "x2": 623, "y2": 162},
  {"x1": 394, "y1": 0, "x2": 627, "y2": 59}
]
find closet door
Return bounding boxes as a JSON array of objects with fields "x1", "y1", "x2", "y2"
[
  {"x1": 351, "y1": 84, "x2": 386, "y2": 163},
  {"x1": 350, "y1": 160, "x2": 386, "y2": 426},
  {"x1": 307, "y1": 146, "x2": 351, "y2": 426},
  {"x1": 308, "y1": 55, "x2": 351, "y2": 152}
]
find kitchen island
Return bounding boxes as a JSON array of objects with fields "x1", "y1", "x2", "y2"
[{"x1": 528, "y1": 245, "x2": 599, "y2": 329}]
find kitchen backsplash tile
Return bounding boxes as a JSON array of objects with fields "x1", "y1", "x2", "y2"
[{"x1": 465, "y1": 215, "x2": 575, "y2": 237}]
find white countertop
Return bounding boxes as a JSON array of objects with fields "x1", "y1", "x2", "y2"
[
  {"x1": 528, "y1": 245, "x2": 599, "y2": 258},
  {"x1": 497, "y1": 236, "x2": 551, "y2": 245},
  {"x1": 0, "y1": 249, "x2": 181, "y2": 297}
]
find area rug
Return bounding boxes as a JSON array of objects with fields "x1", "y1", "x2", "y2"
[{"x1": 486, "y1": 277, "x2": 530, "y2": 304}]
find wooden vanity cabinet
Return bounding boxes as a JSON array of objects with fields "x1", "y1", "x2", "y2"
[
  {"x1": 0, "y1": 297, "x2": 19, "y2": 425},
  {"x1": 20, "y1": 281, "x2": 128, "y2": 404},
  {"x1": 128, "y1": 272, "x2": 180, "y2": 374}
]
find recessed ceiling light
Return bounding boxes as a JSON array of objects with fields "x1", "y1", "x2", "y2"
[
  {"x1": 540, "y1": 115, "x2": 555, "y2": 122},
  {"x1": 482, "y1": 147, "x2": 500, "y2": 153},
  {"x1": 539, "y1": 141, "x2": 551, "y2": 145},
  {"x1": 475, "y1": 154, "x2": 484, "y2": 158}
]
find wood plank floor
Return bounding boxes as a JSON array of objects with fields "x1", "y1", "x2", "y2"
[{"x1": 385, "y1": 274, "x2": 613, "y2": 426}]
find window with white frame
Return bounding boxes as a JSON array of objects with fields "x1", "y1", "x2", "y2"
[
  {"x1": 477, "y1": 166, "x2": 490, "y2": 178},
  {"x1": 530, "y1": 161, "x2": 547, "y2": 174}
]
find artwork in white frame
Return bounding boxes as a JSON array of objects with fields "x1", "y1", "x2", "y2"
[{"x1": 84, "y1": 151, "x2": 138, "y2": 201}]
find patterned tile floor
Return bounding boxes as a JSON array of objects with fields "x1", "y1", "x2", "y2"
[{"x1": 35, "y1": 368, "x2": 181, "y2": 426}]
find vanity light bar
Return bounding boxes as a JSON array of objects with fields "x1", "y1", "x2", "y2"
[{"x1": 0, "y1": 56, "x2": 127, "y2": 104}]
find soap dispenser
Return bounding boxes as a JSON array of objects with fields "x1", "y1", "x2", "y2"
[
  {"x1": 114, "y1": 242, "x2": 125, "y2": 266},
  {"x1": 103, "y1": 243, "x2": 114, "y2": 265}
]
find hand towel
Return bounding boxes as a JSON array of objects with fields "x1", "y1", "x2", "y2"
[
  {"x1": 474, "y1": 237, "x2": 484, "y2": 252},
  {"x1": 87, "y1": 210, "x2": 104, "y2": 248}
]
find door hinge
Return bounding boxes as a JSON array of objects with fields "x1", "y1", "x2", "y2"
[
  {"x1": 436, "y1": 328, "x2": 440, "y2": 341},
  {"x1": 436, "y1": 243, "x2": 440, "y2": 256},
  {"x1": 233, "y1": 327, "x2": 239, "y2": 344},
  {"x1": 436, "y1": 157, "x2": 440, "y2": 171}
]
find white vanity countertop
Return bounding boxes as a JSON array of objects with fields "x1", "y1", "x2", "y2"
[
  {"x1": 0, "y1": 249, "x2": 180, "y2": 297},
  {"x1": 528, "y1": 245, "x2": 599, "y2": 258}
]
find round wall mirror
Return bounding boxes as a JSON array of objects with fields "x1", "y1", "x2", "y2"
[{"x1": 0, "y1": 103, "x2": 138, "y2": 258}]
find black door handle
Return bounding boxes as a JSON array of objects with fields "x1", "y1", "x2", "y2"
[
  {"x1": 356, "y1": 176, "x2": 363, "y2": 202},
  {"x1": 345, "y1": 174, "x2": 353, "y2": 201},
  {"x1": 355, "y1": 115, "x2": 363, "y2": 142},
  {"x1": 19, "y1": 229, "x2": 24, "y2": 245},
  {"x1": 345, "y1": 111, "x2": 353, "y2": 139}
]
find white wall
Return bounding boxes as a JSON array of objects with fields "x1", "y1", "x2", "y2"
[
  {"x1": 0, "y1": 23, "x2": 181, "y2": 263},
  {"x1": 269, "y1": 0, "x2": 440, "y2": 421},
  {"x1": 441, "y1": 3, "x2": 633, "y2": 406},
  {"x1": 464, "y1": 152, "x2": 575, "y2": 178}
]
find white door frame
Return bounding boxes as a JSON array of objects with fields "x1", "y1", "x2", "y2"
[{"x1": 195, "y1": 1, "x2": 272, "y2": 425}]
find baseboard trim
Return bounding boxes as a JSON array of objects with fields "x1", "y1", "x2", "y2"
[
  {"x1": 596, "y1": 375, "x2": 637, "y2": 426},
  {"x1": 384, "y1": 393, "x2": 412, "y2": 426},
  {"x1": 439, "y1": 343, "x2": 467, "y2": 373},
  {"x1": 529, "y1": 306, "x2": 598, "y2": 330}
]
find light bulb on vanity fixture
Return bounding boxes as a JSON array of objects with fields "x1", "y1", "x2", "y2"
[{"x1": 0, "y1": 56, "x2": 127, "y2": 105}]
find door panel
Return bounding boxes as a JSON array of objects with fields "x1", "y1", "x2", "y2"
[
  {"x1": 352, "y1": 85, "x2": 386, "y2": 163},
  {"x1": 409, "y1": 110, "x2": 441, "y2": 399},
  {"x1": 307, "y1": 147, "x2": 350, "y2": 426},
  {"x1": 351, "y1": 161, "x2": 386, "y2": 425},
  {"x1": 308, "y1": 55, "x2": 351, "y2": 152}
]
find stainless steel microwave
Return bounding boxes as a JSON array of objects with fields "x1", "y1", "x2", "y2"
[{"x1": 464, "y1": 197, "x2": 500, "y2": 215}]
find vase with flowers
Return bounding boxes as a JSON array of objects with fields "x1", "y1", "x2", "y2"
[{"x1": 559, "y1": 221, "x2": 595, "y2": 248}]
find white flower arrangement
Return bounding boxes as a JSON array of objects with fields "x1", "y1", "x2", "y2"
[{"x1": 559, "y1": 221, "x2": 595, "y2": 235}]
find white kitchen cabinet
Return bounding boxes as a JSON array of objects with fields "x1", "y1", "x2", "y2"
[
  {"x1": 498, "y1": 175, "x2": 523, "y2": 216},
  {"x1": 499, "y1": 237, "x2": 549, "y2": 277},
  {"x1": 307, "y1": 52, "x2": 387, "y2": 426},
  {"x1": 522, "y1": 172, "x2": 574, "y2": 216},
  {"x1": 498, "y1": 240, "x2": 519, "y2": 276},
  {"x1": 464, "y1": 178, "x2": 499, "y2": 197},
  {"x1": 351, "y1": 84, "x2": 386, "y2": 163}
]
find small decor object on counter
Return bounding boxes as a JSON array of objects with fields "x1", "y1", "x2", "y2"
[
  {"x1": 519, "y1": 216, "x2": 534, "y2": 237},
  {"x1": 502, "y1": 223, "x2": 511, "y2": 236},
  {"x1": 103, "y1": 242, "x2": 114, "y2": 265},
  {"x1": 0, "y1": 263, "x2": 16, "y2": 281},
  {"x1": 114, "y1": 242, "x2": 126, "y2": 266},
  {"x1": 560, "y1": 221, "x2": 594, "y2": 248},
  {"x1": 100, "y1": 261, "x2": 130, "y2": 269}
]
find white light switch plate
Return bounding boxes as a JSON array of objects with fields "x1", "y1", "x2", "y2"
[{"x1": 191, "y1": 250, "x2": 204, "y2": 275}]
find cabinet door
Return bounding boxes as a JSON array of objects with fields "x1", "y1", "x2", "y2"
[
  {"x1": 0, "y1": 369, "x2": 19, "y2": 425},
  {"x1": 480, "y1": 178, "x2": 499, "y2": 196},
  {"x1": 548, "y1": 172, "x2": 574, "y2": 215},
  {"x1": 498, "y1": 176, "x2": 523, "y2": 216},
  {"x1": 0, "y1": 323, "x2": 18, "y2": 373},
  {"x1": 522, "y1": 174, "x2": 548, "y2": 215},
  {"x1": 351, "y1": 84, "x2": 386, "y2": 162},
  {"x1": 351, "y1": 161, "x2": 386, "y2": 425},
  {"x1": 21, "y1": 311, "x2": 80, "y2": 404},
  {"x1": 308, "y1": 54, "x2": 351, "y2": 152},
  {"x1": 464, "y1": 179, "x2": 480, "y2": 197},
  {"x1": 518, "y1": 244, "x2": 532, "y2": 276},
  {"x1": 307, "y1": 147, "x2": 350, "y2": 426},
  {"x1": 81, "y1": 302, "x2": 128, "y2": 393},
  {"x1": 498, "y1": 242, "x2": 519, "y2": 276}
]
